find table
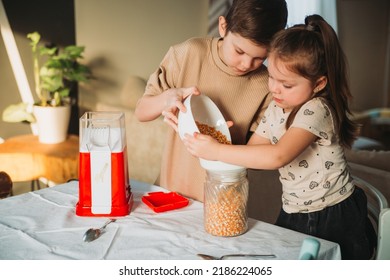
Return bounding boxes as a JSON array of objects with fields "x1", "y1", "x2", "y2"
[
  {"x1": 0, "y1": 134, "x2": 79, "y2": 188},
  {"x1": 0, "y1": 180, "x2": 341, "y2": 260}
]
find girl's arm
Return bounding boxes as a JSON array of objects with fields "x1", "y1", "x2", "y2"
[
  {"x1": 247, "y1": 131, "x2": 271, "y2": 145},
  {"x1": 184, "y1": 127, "x2": 318, "y2": 170}
]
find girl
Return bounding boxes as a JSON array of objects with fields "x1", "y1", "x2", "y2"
[
  {"x1": 135, "y1": 0, "x2": 287, "y2": 202},
  {"x1": 184, "y1": 14, "x2": 376, "y2": 260}
]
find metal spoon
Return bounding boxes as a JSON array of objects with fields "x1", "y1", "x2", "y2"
[
  {"x1": 197, "y1": 253, "x2": 276, "y2": 260},
  {"x1": 83, "y1": 219, "x2": 116, "y2": 242}
]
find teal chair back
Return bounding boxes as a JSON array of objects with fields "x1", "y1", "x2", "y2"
[
  {"x1": 352, "y1": 176, "x2": 389, "y2": 259},
  {"x1": 377, "y1": 208, "x2": 390, "y2": 260},
  {"x1": 299, "y1": 237, "x2": 320, "y2": 260}
]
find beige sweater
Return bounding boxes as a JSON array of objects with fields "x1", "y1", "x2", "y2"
[{"x1": 144, "y1": 37, "x2": 271, "y2": 201}]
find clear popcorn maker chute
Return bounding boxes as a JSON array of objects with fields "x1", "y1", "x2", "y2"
[{"x1": 76, "y1": 112, "x2": 133, "y2": 216}]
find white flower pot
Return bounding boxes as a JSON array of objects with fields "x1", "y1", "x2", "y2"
[{"x1": 33, "y1": 105, "x2": 71, "y2": 144}]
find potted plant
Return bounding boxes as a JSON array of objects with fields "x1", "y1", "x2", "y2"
[{"x1": 2, "y1": 32, "x2": 91, "y2": 144}]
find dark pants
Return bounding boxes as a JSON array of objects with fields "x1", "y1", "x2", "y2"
[{"x1": 275, "y1": 187, "x2": 377, "y2": 260}]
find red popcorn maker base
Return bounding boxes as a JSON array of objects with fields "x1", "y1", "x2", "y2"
[{"x1": 76, "y1": 151, "x2": 133, "y2": 217}]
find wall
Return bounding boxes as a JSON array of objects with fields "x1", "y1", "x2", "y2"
[
  {"x1": 337, "y1": 0, "x2": 390, "y2": 110},
  {"x1": 74, "y1": 0, "x2": 209, "y2": 112}
]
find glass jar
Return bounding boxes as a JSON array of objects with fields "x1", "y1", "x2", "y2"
[{"x1": 204, "y1": 168, "x2": 249, "y2": 236}]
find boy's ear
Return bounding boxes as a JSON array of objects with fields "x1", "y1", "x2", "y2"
[
  {"x1": 218, "y1": 16, "x2": 227, "y2": 37},
  {"x1": 314, "y1": 76, "x2": 327, "y2": 93}
]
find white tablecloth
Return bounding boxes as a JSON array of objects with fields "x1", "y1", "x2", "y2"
[{"x1": 0, "y1": 180, "x2": 341, "y2": 260}]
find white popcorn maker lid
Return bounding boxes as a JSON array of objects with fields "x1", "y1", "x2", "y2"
[{"x1": 79, "y1": 112, "x2": 127, "y2": 152}]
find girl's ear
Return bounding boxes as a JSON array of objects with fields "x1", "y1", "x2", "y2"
[
  {"x1": 218, "y1": 16, "x2": 227, "y2": 38},
  {"x1": 314, "y1": 76, "x2": 327, "y2": 93}
]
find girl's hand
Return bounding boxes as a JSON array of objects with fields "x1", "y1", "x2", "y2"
[
  {"x1": 161, "y1": 87, "x2": 200, "y2": 131},
  {"x1": 183, "y1": 132, "x2": 221, "y2": 161}
]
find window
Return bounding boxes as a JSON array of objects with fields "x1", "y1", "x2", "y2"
[{"x1": 286, "y1": 0, "x2": 338, "y2": 32}]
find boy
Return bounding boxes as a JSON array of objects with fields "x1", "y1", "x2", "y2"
[{"x1": 135, "y1": 0, "x2": 288, "y2": 201}]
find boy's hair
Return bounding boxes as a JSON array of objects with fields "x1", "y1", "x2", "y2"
[
  {"x1": 224, "y1": 0, "x2": 288, "y2": 46},
  {"x1": 270, "y1": 14, "x2": 358, "y2": 148}
]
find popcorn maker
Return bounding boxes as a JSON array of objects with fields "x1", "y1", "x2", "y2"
[{"x1": 76, "y1": 112, "x2": 133, "y2": 216}]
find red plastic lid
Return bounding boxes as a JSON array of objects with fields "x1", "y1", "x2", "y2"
[{"x1": 142, "y1": 191, "x2": 189, "y2": 213}]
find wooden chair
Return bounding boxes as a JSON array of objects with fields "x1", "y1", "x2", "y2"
[
  {"x1": 0, "y1": 171, "x2": 13, "y2": 198},
  {"x1": 352, "y1": 175, "x2": 389, "y2": 259}
]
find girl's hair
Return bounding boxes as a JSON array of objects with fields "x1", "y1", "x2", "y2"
[
  {"x1": 225, "y1": 0, "x2": 288, "y2": 46},
  {"x1": 269, "y1": 14, "x2": 358, "y2": 148}
]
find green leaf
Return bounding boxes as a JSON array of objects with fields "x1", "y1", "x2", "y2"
[
  {"x1": 2, "y1": 103, "x2": 35, "y2": 123},
  {"x1": 27, "y1": 32, "x2": 40, "y2": 51},
  {"x1": 58, "y1": 88, "x2": 70, "y2": 98},
  {"x1": 40, "y1": 66, "x2": 64, "y2": 92},
  {"x1": 64, "y1": 45, "x2": 85, "y2": 59},
  {"x1": 39, "y1": 46, "x2": 57, "y2": 56},
  {"x1": 44, "y1": 59, "x2": 63, "y2": 69}
]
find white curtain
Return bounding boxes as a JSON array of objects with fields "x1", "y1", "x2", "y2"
[
  {"x1": 208, "y1": 0, "x2": 233, "y2": 36},
  {"x1": 285, "y1": 0, "x2": 338, "y2": 32}
]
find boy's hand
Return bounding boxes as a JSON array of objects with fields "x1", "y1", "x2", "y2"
[
  {"x1": 161, "y1": 87, "x2": 200, "y2": 131},
  {"x1": 183, "y1": 132, "x2": 220, "y2": 161}
]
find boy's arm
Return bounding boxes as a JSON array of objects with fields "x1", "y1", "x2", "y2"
[
  {"x1": 134, "y1": 93, "x2": 168, "y2": 121},
  {"x1": 135, "y1": 87, "x2": 200, "y2": 131}
]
